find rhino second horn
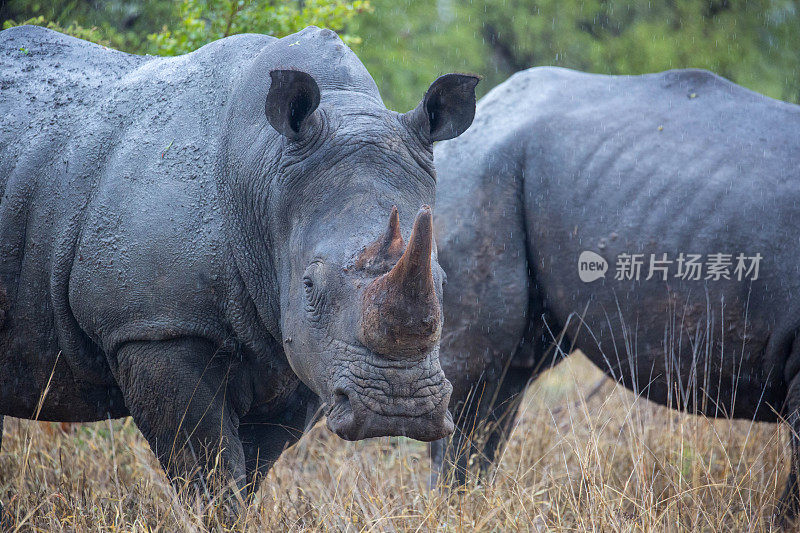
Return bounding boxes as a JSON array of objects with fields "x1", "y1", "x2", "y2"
[
  {"x1": 359, "y1": 205, "x2": 441, "y2": 358},
  {"x1": 354, "y1": 206, "x2": 405, "y2": 271},
  {"x1": 376, "y1": 205, "x2": 405, "y2": 261}
]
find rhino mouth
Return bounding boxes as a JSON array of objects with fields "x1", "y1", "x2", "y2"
[
  {"x1": 326, "y1": 388, "x2": 454, "y2": 442},
  {"x1": 324, "y1": 340, "x2": 454, "y2": 441}
]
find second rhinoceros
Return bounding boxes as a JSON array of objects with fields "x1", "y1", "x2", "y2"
[{"x1": 432, "y1": 66, "x2": 800, "y2": 521}]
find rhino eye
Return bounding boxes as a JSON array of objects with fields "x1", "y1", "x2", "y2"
[{"x1": 302, "y1": 263, "x2": 326, "y2": 320}]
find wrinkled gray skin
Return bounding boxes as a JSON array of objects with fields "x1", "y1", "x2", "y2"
[
  {"x1": 432, "y1": 67, "x2": 800, "y2": 520},
  {"x1": 0, "y1": 25, "x2": 478, "y2": 500}
]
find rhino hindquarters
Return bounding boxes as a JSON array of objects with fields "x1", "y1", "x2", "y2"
[{"x1": 777, "y1": 371, "x2": 800, "y2": 525}]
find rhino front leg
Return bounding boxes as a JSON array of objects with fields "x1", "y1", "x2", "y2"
[
  {"x1": 115, "y1": 338, "x2": 246, "y2": 502},
  {"x1": 239, "y1": 384, "x2": 313, "y2": 496}
]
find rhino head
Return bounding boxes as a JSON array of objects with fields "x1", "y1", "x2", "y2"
[
  {"x1": 220, "y1": 30, "x2": 478, "y2": 443},
  {"x1": 258, "y1": 69, "x2": 478, "y2": 441}
]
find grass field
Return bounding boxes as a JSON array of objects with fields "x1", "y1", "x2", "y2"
[{"x1": 0, "y1": 352, "x2": 786, "y2": 531}]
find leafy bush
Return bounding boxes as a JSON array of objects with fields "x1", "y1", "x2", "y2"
[{"x1": 147, "y1": 0, "x2": 371, "y2": 56}]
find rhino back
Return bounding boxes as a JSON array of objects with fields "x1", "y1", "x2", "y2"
[{"x1": 512, "y1": 68, "x2": 800, "y2": 325}]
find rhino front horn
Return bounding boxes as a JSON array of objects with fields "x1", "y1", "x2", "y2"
[{"x1": 359, "y1": 205, "x2": 442, "y2": 358}]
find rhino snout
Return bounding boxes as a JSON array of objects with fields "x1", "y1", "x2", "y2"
[{"x1": 325, "y1": 373, "x2": 454, "y2": 442}]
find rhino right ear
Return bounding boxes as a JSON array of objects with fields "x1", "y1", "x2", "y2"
[
  {"x1": 265, "y1": 69, "x2": 321, "y2": 139},
  {"x1": 405, "y1": 73, "x2": 480, "y2": 142}
]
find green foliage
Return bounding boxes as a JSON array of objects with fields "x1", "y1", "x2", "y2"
[{"x1": 148, "y1": 0, "x2": 371, "y2": 56}]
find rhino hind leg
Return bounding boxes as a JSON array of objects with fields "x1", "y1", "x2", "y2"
[
  {"x1": 114, "y1": 338, "x2": 246, "y2": 508},
  {"x1": 479, "y1": 366, "x2": 535, "y2": 468},
  {"x1": 431, "y1": 365, "x2": 534, "y2": 487},
  {"x1": 777, "y1": 373, "x2": 800, "y2": 525}
]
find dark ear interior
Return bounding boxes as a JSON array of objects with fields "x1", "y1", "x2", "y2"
[
  {"x1": 265, "y1": 69, "x2": 321, "y2": 138},
  {"x1": 408, "y1": 73, "x2": 480, "y2": 142}
]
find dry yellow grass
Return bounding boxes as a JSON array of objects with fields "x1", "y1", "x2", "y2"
[{"x1": 0, "y1": 352, "x2": 787, "y2": 532}]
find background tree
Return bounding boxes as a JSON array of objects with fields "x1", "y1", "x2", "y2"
[
  {"x1": 472, "y1": 0, "x2": 800, "y2": 104},
  {"x1": 2, "y1": 0, "x2": 799, "y2": 109},
  {"x1": 347, "y1": 0, "x2": 494, "y2": 110},
  {"x1": 1, "y1": 0, "x2": 173, "y2": 51}
]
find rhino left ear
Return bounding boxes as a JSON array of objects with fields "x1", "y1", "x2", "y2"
[
  {"x1": 265, "y1": 69, "x2": 321, "y2": 138},
  {"x1": 405, "y1": 73, "x2": 480, "y2": 142}
]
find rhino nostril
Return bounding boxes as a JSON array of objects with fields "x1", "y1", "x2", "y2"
[{"x1": 333, "y1": 389, "x2": 351, "y2": 411}]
